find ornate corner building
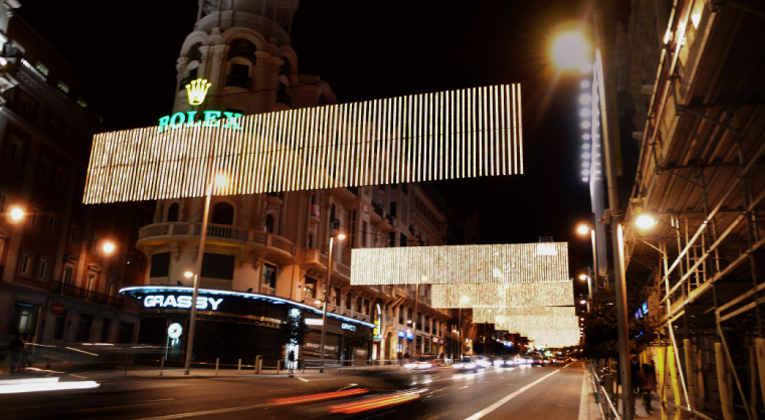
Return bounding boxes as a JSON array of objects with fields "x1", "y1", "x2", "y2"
[{"x1": 128, "y1": 0, "x2": 458, "y2": 367}]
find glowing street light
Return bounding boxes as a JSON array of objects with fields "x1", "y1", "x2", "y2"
[
  {"x1": 8, "y1": 206, "x2": 25, "y2": 223},
  {"x1": 551, "y1": 31, "x2": 591, "y2": 72},
  {"x1": 102, "y1": 241, "x2": 116, "y2": 255},
  {"x1": 635, "y1": 214, "x2": 658, "y2": 230},
  {"x1": 184, "y1": 271, "x2": 194, "y2": 279}
]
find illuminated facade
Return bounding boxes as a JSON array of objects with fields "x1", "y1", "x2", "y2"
[
  {"x1": 0, "y1": 8, "x2": 149, "y2": 349},
  {"x1": 131, "y1": 0, "x2": 454, "y2": 365}
]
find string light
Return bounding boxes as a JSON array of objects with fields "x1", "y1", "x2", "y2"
[
  {"x1": 430, "y1": 282, "x2": 573, "y2": 308},
  {"x1": 83, "y1": 84, "x2": 523, "y2": 204},
  {"x1": 350, "y1": 242, "x2": 569, "y2": 286}
]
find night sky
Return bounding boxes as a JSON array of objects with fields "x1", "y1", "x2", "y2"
[{"x1": 16, "y1": 0, "x2": 597, "y2": 277}]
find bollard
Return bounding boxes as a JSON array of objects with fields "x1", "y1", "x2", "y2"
[
  {"x1": 238, "y1": 358, "x2": 242, "y2": 371},
  {"x1": 277, "y1": 359, "x2": 281, "y2": 374},
  {"x1": 160, "y1": 356, "x2": 165, "y2": 376},
  {"x1": 215, "y1": 358, "x2": 219, "y2": 375},
  {"x1": 255, "y1": 355, "x2": 263, "y2": 374}
]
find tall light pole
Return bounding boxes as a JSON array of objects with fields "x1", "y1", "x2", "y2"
[
  {"x1": 576, "y1": 222, "x2": 599, "y2": 294},
  {"x1": 553, "y1": 18, "x2": 633, "y2": 418},
  {"x1": 184, "y1": 173, "x2": 227, "y2": 375},
  {"x1": 319, "y1": 230, "x2": 345, "y2": 373}
]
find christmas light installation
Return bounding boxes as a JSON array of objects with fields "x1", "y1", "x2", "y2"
[
  {"x1": 83, "y1": 84, "x2": 523, "y2": 204},
  {"x1": 430, "y1": 282, "x2": 573, "y2": 309},
  {"x1": 350, "y1": 242, "x2": 568, "y2": 286}
]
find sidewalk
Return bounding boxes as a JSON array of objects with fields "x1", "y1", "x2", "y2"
[{"x1": 582, "y1": 367, "x2": 665, "y2": 419}]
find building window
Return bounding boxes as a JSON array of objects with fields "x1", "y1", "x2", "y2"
[
  {"x1": 70, "y1": 225, "x2": 79, "y2": 244},
  {"x1": 57, "y1": 80, "x2": 70, "y2": 95},
  {"x1": 364, "y1": 299, "x2": 370, "y2": 315},
  {"x1": 345, "y1": 293, "x2": 351, "y2": 310},
  {"x1": 226, "y1": 63, "x2": 252, "y2": 89},
  {"x1": 265, "y1": 213, "x2": 274, "y2": 233},
  {"x1": 356, "y1": 296, "x2": 362, "y2": 312},
  {"x1": 77, "y1": 98, "x2": 88, "y2": 108},
  {"x1": 389, "y1": 202, "x2": 397, "y2": 218},
  {"x1": 407, "y1": 308, "x2": 413, "y2": 325},
  {"x1": 53, "y1": 168, "x2": 66, "y2": 188},
  {"x1": 263, "y1": 263, "x2": 277, "y2": 289},
  {"x1": 200, "y1": 253, "x2": 235, "y2": 280},
  {"x1": 400, "y1": 233, "x2": 408, "y2": 247},
  {"x1": 333, "y1": 287, "x2": 341, "y2": 306},
  {"x1": 167, "y1": 202, "x2": 179, "y2": 222},
  {"x1": 16, "y1": 91, "x2": 37, "y2": 121},
  {"x1": 307, "y1": 232, "x2": 313, "y2": 249},
  {"x1": 389, "y1": 232, "x2": 396, "y2": 247},
  {"x1": 304, "y1": 276, "x2": 318, "y2": 300},
  {"x1": 361, "y1": 221, "x2": 368, "y2": 247},
  {"x1": 30, "y1": 208, "x2": 39, "y2": 228},
  {"x1": 37, "y1": 258, "x2": 49, "y2": 280},
  {"x1": 76, "y1": 314, "x2": 93, "y2": 342},
  {"x1": 63, "y1": 266, "x2": 73, "y2": 285},
  {"x1": 35, "y1": 61, "x2": 49, "y2": 76},
  {"x1": 398, "y1": 307, "x2": 404, "y2": 324},
  {"x1": 19, "y1": 253, "x2": 33, "y2": 276},
  {"x1": 6, "y1": 137, "x2": 23, "y2": 165},
  {"x1": 150, "y1": 252, "x2": 170, "y2": 278},
  {"x1": 211, "y1": 202, "x2": 234, "y2": 225},
  {"x1": 46, "y1": 216, "x2": 56, "y2": 235}
]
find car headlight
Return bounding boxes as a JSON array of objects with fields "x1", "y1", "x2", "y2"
[
  {"x1": 404, "y1": 363, "x2": 418, "y2": 369},
  {"x1": 453, "y1": 363, "x2": 464, "y2": 369},
  {"x1": 419, "y1": 363, "x2": 432, "y2": 369},
  {"x1": 465, "y1": 363, "x2": 476, "y2": 369}
]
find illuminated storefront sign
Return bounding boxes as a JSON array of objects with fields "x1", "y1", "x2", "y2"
[
  {"x1": 398, "y1": 330, "x2": 405, "y2": 338},
  {"x1": 143, "y1": 294, "x2": 223, "y2": 311},
  {"x1": 341, "y1": 323, "x2": 357, "y2": 331},
  {"x1": 186, "y1": 78, "x2": 211, "y2": 106},
  {"x1": 158, "y1": 110, "x2": 243, "y2": 133}
]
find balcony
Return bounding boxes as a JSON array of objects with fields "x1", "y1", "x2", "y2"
[
  {"x1": 49, "y1": 281, "x2": 124, "y2": 309},
  {"x1": 137, "y1": 222, "x2": 296, "y2": 262},
  {"x1": 297, "y1": 249, "x2": 351, "y2": 279}
]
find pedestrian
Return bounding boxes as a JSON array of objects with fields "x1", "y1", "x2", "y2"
[
  {"x1": 397, "y1": 351, "x2": 403, "y2": 366},
  {"x1": 630, "y1": 357, "x2": 641, "y2": 394},
  {"x1": 403, "y1": 351, "x2": 410, "y2": 361},
  {"x1": 638, "y1": 363, "x2": 657, "y2": 414},
  {"x1": 9, "y1": 334, "x2": 24, "y2": 374}
]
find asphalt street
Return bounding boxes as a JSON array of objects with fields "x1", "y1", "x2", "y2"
[{"x1": 1, "y1": 363, "x2": 585, "y2": 420}]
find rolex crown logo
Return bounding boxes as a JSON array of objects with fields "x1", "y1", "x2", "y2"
[{"x1": 186, "y1": 78, "x2": 212, "y2": 106}]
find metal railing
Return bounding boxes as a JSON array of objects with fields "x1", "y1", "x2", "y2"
[
  {"x1": 49, "y1": 281, "x2": 124, "y2": 309},
  {"x1": 588, "y1": 362, "x2": 621, "y2": 420}
]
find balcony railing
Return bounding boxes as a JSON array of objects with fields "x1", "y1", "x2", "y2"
[
  {"x1": 138, "y1": 222, "x2": 295, "y2": 254},
  {"x1": 49, "y1": 281, "x2": 124, "y2": 309}
]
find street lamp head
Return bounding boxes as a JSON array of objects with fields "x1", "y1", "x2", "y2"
[
  {"x1": 578, "y1": 273, "x2": 589, "y2": 281},
  {"x1": 102, "y1": 241, "x2": 116, "y2": 255},
  {"x1": 576, "y1": 224, "x2": 591, "y2": 236},
  {"x1": 551, "y1": 31, "x2": 591, "y2": 70},
  {"x1": 8, "y1": 206, "x2": 25, "y2": 223},
  {"x1": 635, "y1": 214, "x2": 658, "y2": 230},
  {"x1": 336, "y1": 233, "x2": 346, "y2": 240},
  {"x1": 579, "y1": 299, "x2": 587, "y2": 305},
  {"x1": 184, "y1": 271, "x2": 194, "y2": 278}
]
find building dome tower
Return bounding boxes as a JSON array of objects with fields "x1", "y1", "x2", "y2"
[{"x1": 174, "y1": 0, "x2": 332, "y2": 116}]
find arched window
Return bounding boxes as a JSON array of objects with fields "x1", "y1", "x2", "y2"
[
  {"x1": 211, "y1": 202, "x2": 234, "y2": 225},
  {"x1": 167, "y1": 202, "x2": 179, "y2": 222},
  {"x1": 265, "y1": 213, "x2": 275, "y2": 233},
  {"x1": 226, "y1": 39, "x2": 257, "y2": 89}
]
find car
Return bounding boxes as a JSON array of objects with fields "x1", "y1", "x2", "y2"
[
  {"x1": 493, "y1": 357, "x2": 515, "y2": 367},
  {"x1": 404, "y1": 355, "x2": 439, "y2": 372},
  {"x1": 452, "y1": 357, "x2": 479, "y2": 372},
  {"x1": 532, "y1": 357, "x2": 544, "y2": 366},
  {"x1": 474, "y1": 356, "x2": 492, "y2": 368}
]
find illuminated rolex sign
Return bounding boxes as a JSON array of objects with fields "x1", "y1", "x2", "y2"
[{"x1": 157, "y1": 78, "x2": 243, "y2": 133}]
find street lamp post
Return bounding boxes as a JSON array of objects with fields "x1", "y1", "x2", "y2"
[
  {"x1": 553, "y1": 15, "x2": 633, "y2": 418},
  {"x1": 184, "y1": 173, "x2": 226, "y2": 375},
  {"x1": 319, "y1": 231, "x2": 345, "y2": 373}
]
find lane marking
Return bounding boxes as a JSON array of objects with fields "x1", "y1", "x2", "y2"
[
  {"x1": 463, "y1": 369, "x2": 560, "y2": 420},
  {"x1": 459, "y1": 386, "x2": 469, "y2": 389},
  {"x1": 130, "y1": 403, "x2": 271, "y2": 420}
]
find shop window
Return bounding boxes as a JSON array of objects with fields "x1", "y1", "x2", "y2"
[
  {"x1": 53, "y1": 311, "x2": 67, "y2": 339},
  {"x1": 10, "y1": 301, "x2": 38, "y2": 335},
  {"x1": 150, "y1": 252, "x2": 170, "y2": 278},
  {"x1": 262, "y1": 263, "x2": 277, "y2": 289},
  {"x1": 100, "y1": 318, "x2": 111, "y2": 342},
  {"x1": 117, "y1": 322, "x2": 134, "y2": 344},
  {"x1": 76, "y1": 314, "x2": 93, "y2": 342}
]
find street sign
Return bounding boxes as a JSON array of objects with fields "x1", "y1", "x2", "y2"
[{"x1": 50, "y1": 302, "x2": 65, "y2": 316}]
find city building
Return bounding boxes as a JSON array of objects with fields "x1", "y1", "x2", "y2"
[
  {"x1": 0, "y1": 4, "x2": 150, "y2": 351},
  {"x1": 126, "y1": 0, "x2": 457, "y2": 368}
]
